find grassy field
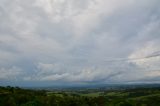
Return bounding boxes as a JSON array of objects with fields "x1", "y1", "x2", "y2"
[{"x1": 78, "y1": 92, "x2": 103, "y2": 97}]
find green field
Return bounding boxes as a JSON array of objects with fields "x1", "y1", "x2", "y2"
[{"x1": 80, "y1": 92, "x2": 103, "y2": 97}]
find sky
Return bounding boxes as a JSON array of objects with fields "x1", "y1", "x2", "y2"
[{"x1": 0, "y1": 0, "x2": 160, "y2": 87}]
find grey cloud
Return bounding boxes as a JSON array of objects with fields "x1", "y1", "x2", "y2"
[
  {"x1": 0, "y1": 66, "x2": 23, "y2": 80},
  {"x1": 0, "y1": 0, "x2": 160, "y2": 86}
]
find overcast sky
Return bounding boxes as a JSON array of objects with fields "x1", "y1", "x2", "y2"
[{"x1": 0, "y1": 0, "x2": 160, "y2": 87}]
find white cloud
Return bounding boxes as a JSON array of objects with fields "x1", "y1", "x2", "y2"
[
  {"x1": 126, "y1": 16, "x2": 160, "y2": 77},
  {"x1": 127, "y1": 41, "x2": 160, "y2": 83},
  {"x1": 40, "y1": 73, "x2": 69, "y2": 81},
  {"x1": 146, "y1": 70, "x2": 160, "y2": 77}
]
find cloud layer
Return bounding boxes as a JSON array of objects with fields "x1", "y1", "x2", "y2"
[{"x1": 0, "y1": 0, "x2": 160, "y2": 86}]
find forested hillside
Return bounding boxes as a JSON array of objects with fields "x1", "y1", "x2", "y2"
[{"x1": 0, "y1": 86, "x2": 160, "y2": 106}]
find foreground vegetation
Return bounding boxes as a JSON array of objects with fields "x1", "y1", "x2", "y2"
[{"x1": 0, "y1": 86, "x2": 160, "y2": 106}]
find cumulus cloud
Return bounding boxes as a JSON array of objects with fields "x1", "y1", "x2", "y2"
[{"x1": 0, "y1": 0, "x2": 160, "y2": 86}]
